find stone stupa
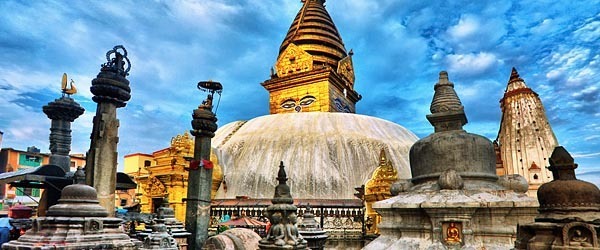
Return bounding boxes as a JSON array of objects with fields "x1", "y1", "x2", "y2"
[
  {"x1": 514, "y1": 146, "x2": 600, "y2": 249},
  {"x1": 259, "y1": 161, "x2": 308, "y2": 250},
  {"x1": 2, "y1": 184, "x2": 137, "y2": 249},
  {"x1": 364, "y1": 71, "x2": 538, "y2": 250}
]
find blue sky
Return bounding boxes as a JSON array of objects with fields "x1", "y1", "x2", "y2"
[{"x1": 1, "y1": 1, "x2": 599, "y2": 184}]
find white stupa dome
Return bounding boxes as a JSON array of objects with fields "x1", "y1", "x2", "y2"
[{"x1": 211, "y1": 112, "x2": 418, "y2": 199}]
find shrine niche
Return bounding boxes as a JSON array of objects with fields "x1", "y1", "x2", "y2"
[
  {"x1": 275, "y1": 43, "x2": 313, "y2": 77},
  {"x1": 146, "y1": 176, "x2": 166, "y2": 197},
  {"x1": 563, "y1": 222, "x2": 597, "y2": 248},
  {"x1": 442, "y1": 222, "x2": 462, "y2": 246}
]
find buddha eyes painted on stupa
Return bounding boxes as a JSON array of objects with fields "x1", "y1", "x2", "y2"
[
  {"x1": 281, "y1": 99, "x2": 296, "y2": 109},
  {"x1": 298, "y1": 96, "x2": 316, "y2": 106},
  {"x1": 280, "y1": 95, "x2": 317, "y2": 112}
]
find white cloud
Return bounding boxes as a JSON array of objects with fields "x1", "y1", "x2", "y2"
[
  {"x1": 445, "y1": 14, "x2": 507, "y2": 52},
  {"x1": 573, "y1": 152, "x2": 600, "y2": 158},
  {"x1": 448, "y1": 15, "x2": 480, "y2": 40},
  {"x1": 446, "y1": 52, "x2": 498, "y2": 76},
  {"x1": 164, "y1": 0, "x2": 241, "y2": 33},
  {"x1": 530, "y1": 19, "x2": 560, "y2": 35},
  {"x1": 574, "y1": 20, "x2": 600, "y2": 42}
]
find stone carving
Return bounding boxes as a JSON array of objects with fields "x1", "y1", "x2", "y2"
[
  {"x1": 438, "y1": 169, "x2": 464, "y2": 190},
  {"x1": 2, "y1": 184, "x2": 137, "y2": 249},
  {"x1": 514, "y1": 147, "x2": 600, "y2": 249},
  {"x1": 259, "y1": 161, "x2": 308, "y2": 249},
  {"x1": 298, "y1": 204, "x2": 328, "y2": 250},
  {"x1": 146, "y1": 176, "x2": 166, "y2": 197},
  {"x1": 86, "y1": 219, "x2": 103, "y2": 232},
  {"x1": 563, "y1": 223, "x2": 596, "y2": 247}
]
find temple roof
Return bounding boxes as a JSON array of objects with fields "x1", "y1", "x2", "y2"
[
  {"x1": 279, "y1": 0, "x2": 347, "y2": 69},
  {"x1": 503, "y1": 67, "x2": 535, "y2": 95}
]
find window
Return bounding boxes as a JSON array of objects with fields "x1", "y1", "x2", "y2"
[
  {"x1": 15, "y1": 188, "x2": 37, "y2": 196},
  {"x1": 120, "y1": 199, "x2": 127, "y2": 206}
]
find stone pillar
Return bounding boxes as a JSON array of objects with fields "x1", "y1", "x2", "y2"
[
  {"x1": 185, "y1": 81, "x2": 219, "y2": 249},
  {"x1": 86, "y1": 45, "x2": 131, "y2": 216},
  {"x1": 42, "y1": 93, "x2": 85, "y2": 172},
  {"x1": 38, "y1": 75, "x2": 85, "y2": 215}
]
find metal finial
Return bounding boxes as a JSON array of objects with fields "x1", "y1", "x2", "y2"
[
  {"x1": 61, "y1": 73, "x2": 77, "y2": 96},
  {"x1": 197, "y1": 80, "x2": 223, "y2": 112},
  {"x1": 103, "y1": 45, "x2": 131, "y2": 76}
]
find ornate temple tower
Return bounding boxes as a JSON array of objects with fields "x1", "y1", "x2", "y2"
[
  {"x1": 262, "y1": 0, "x2": 361, "y2": 114},
  {"x1": 496, "y1": 68, "x2": 559, "y2": 196}
]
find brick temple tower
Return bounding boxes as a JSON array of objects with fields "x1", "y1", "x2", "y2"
[{"x1": 496, "y1": 67, "x2": 559, "y2": 197}]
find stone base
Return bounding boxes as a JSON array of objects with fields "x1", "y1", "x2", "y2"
[
  {"x1": 514, "y1": 222, "x2": 600, "y2": 249},
  {"x1": 364, "y1": 189, "x2": 538, "y2": 250},
  {"x1": 2, "y1": 217, "x2": 137, "y2": 250}
]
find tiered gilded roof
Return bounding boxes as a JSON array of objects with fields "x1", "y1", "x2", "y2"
[{"x1": 279, "y1": 0, "x2": 347, "y2": 69}]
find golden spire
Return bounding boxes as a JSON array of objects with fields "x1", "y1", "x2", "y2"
[
  {"x1": 369, "y1": 149, "x2": 398, "y2": 184},
  {"x1": 61, "y1": 73, "x2": 77, "y2": 95},
  {"x1": 279, "y1": 0, "x2": 347, "y2": 69},
  {"x1": 379, "y1": 148, "x2": 387, "y2": 165}
]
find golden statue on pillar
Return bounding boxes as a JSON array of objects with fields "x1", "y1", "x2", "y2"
[{"x1": 61, "y1": 73, "x2": 77, "y2": 95}]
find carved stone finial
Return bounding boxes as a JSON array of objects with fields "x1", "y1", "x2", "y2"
[
  {"x1": 273, "y1": 161, "x2": 293, "y2": 204},
  {"x1": 277, "y1": 161, "x2": 288, "y2": 184},
  {"x1": 426, "y1": 71, "x2": 468, "y2": 132},
  {"x1": 548, "y1": 146, "x2": 577, "y2": 181},
  {"x1": 74, "y1": 166, "x2": 86, "y2": 184}
]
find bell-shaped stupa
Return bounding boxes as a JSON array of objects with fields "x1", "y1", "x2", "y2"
[
  {"x1": 2, "y1": 184, "x2": 137, "y2": 249},
  {"x1": 211, "y1": 0, "x2": 417, "y2": 202},
  {"x1": 515, "y1": 146, "x2": 600, "y2": 249},
  {"x1": 364, "y1": 71, "x2": 538, "y2": 250}
]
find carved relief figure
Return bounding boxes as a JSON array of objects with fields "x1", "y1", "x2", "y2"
[
  {"x1": 261, "y1": 212, "x2": 285, "y2": 246},
  {"x1": 569, "y1": 228, "x2": 593, "y2": 247},
  {"x1": 285, "y1": 213, "x2": 306, "y2": 245},
  {"x1": 445, "y1": 222, "x2": 461, "y2": 243}
]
